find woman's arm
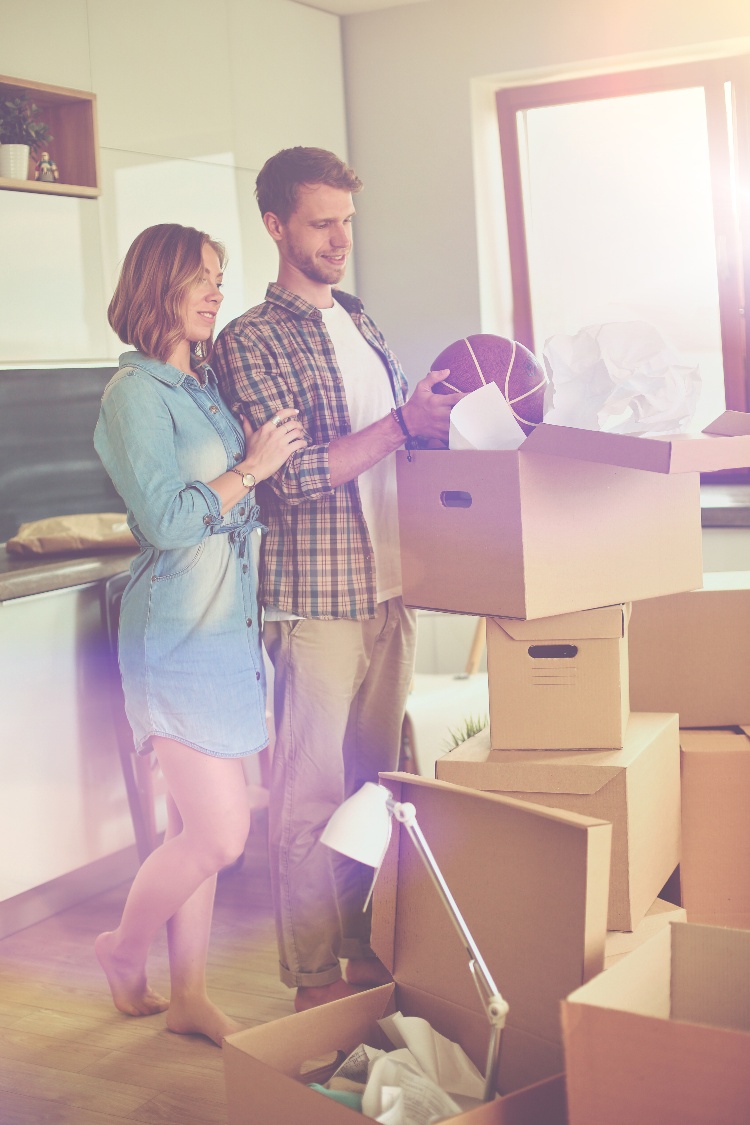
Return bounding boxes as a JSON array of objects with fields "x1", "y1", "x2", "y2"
[{"x1": 94, "y1": 376, "x2": 228, "y2": 550}]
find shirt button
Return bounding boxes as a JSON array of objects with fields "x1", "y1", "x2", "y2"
[
  {"x1": 209, "y1": 404, "x2": 219, "y2": 414},
  {"x1": 203, "y1": 515, "x2": 212, "y2": 525},
  {"x1": 246, "y1": 617, "x2": 253, "y2": 627},
  {"x1": 242, "y1": 564, "x2": 248, "y2": 574},
  {"x1": 256, "y1": 671, "x2": 261, "y2": 680},
  {"x1": 239, "y1": 508, "x2": 245, "y2": 517},
  {"x1": 234, "y1": 452, "x2": 242, "y2": 462}
]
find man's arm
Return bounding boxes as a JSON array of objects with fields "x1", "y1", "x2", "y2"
[
  {"x1": 327, "y1": 369, "x2": 460, "y2": 487},
  {"x1": 214, "y1": 326, "x2": 462, "y2": 497},
  {"x1": 214, "y1": 327, "x2": 336, "y2": 505}
]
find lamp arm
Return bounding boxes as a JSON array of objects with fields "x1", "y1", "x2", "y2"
[{"x1": 388, "y1": 798, "x2": 509, "y2": 1101}]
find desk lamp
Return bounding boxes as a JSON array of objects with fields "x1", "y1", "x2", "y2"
[{"x1": 321, "y1": 781, "x2": 509, "y2": 1102}]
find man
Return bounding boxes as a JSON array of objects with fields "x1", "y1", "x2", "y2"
[{"x1": 213, "y1": 147, "x2": 460, "y2": 1011}]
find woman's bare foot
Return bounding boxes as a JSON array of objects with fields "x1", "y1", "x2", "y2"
[
  {"x1": 94, "y1": 931, "x2": 169, "y2": 1016},
  {"x1": 295, "y1": 978, "x2": 359, "y2": 1012},
  {"x1": 166, "y1": 993, "x2": 243, "y2": 1046},
  {"x1": 345, "y1": 956, "x2": 392, "y2": 988}
]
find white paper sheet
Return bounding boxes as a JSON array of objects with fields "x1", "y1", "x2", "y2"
[{"x1": 448, "y1": 382, "x2": 527, "y2": 450}]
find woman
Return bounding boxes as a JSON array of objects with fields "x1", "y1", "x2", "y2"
[{"x1": 94, "y1": 223, "x2": 305, "y2": 1045}]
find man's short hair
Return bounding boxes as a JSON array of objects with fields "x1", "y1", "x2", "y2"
[{"x1": 256, "y1": 147, "x2": 363, "y2": 222}]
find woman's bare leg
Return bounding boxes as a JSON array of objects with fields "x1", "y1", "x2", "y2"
[
  {"x1": 96, "y1": 739, "x2": 250, "y2": 1035},
  {"x1": 164, "y1": 871, "x2": 243, "y2": 1043}
]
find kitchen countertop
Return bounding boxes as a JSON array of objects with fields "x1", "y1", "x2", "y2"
[{"x1": 0, "y1": 545, "x2": 136, "y2": 602}]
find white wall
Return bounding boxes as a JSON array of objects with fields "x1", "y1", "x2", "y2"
[
  {"x1": 0, "y1": 0, "x2": 349, "y2": 367},
  {"x1": 342, "y1": 0, "x2": 750, "y2": 385}
]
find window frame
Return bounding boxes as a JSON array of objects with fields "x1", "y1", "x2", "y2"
[{"x1": 495, "y1": 56, "x2": 750, "y2": 415}]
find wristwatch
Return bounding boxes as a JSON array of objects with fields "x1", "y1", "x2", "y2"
[{"x1": 229, "y1": 467, "x2": 256, "y2": 489}]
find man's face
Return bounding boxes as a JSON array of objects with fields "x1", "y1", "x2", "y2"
[{"x1": 276, "y1": 183, "x2": 354, "y2": 286}]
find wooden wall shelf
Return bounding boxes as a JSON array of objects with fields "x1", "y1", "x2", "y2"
[{"x1": 0, "y1": 74, "x2": 100, "y2": 199}]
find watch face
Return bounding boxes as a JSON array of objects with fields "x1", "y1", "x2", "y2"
[{"x1": 243, "y1": 473, "x2": 256, "y2": 488}]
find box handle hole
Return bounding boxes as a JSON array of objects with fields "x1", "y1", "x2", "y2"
[
  {"x1": 528, "y1": 644, "x2": 578, "y2": 659},
  {"x1": 440, "y1": 490, "x2": 472, "y2": 508}
]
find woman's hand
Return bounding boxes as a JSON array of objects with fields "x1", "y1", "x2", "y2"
[{"x1": 240, "y1": 410, "x2": 307, "y2": 483}]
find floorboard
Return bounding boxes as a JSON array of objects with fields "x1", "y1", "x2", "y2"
[{"x1": 0, "y1": 816, "x2": 294, "y2": 1124}]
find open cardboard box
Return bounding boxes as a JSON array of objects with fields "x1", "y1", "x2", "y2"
[
  {"x1": 224, "y1": 774, "x2": 613, "y2": 1124},
  {"x1": 436, "y1": 715, "x2": 680, "y2": 930},
  {"x1": 563, "y1": 922, "x2": 750, "y2": 1124},
  {"x1": 486, "y1": 605, "x2": 629, "y2": 750},
  {"x1": 629, "y1": 571, "x2": 750, "y2": 726},
  {"x1": 523, "y1": 411, "x2": 750, "y2": 474},
  {"x1": 680, "y1": 727, "x2": 750, "y2": 929},
  {"x1": 396, "y1": 447, "x2": 701, "y2": 620},
  {"x1": 603, "y1": 898, "x2": 686, "y2": 970}
]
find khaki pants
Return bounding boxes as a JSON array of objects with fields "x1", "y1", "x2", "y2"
[{"x1": 263, "y1": 598, "x2": 417, "y2": 988}]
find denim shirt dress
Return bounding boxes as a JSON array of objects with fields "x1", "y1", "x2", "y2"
[{"x1": 94, "y1": 351, "x2": 268, "y2": 758}]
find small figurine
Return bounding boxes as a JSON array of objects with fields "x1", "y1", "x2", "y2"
[{"x1": 35, "y1": 152, "x2": 59, "y2": 183}]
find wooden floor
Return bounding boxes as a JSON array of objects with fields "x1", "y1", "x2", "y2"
[{"x1": 0, "y1": 814, "x2": 294, "y2": 1124}]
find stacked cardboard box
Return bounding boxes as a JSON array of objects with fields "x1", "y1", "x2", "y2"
[
  {"x1": 397, "y1": 420, "x2": 750, "y2": 931},
  {"x1": 394, "y1": 415, "x2": 750, "y2": 1119},
  {"x1": 436, "y1": 719, "x2": 681, "y2": 932},
  {"x1": 629, "y1": 573, "x2": 750, "y2": 929}
]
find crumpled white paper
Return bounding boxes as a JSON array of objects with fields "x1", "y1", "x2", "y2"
[
  {"x1": 362, "y1": 1053, "x2": 464, "y2": 1125},
  {"x1": 317, "y1": 1013, "x2": 487, "y2": 1124},
  {"x1": 378, "y1": 1012, "x2": 486, "y2": 1100},
  {"x1": 542, "y1": 321, "x2": 701, "y2": 436}
]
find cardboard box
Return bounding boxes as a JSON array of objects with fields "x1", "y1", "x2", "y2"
[
  {"x1": 680, "y1": 728, "x2": 750, "y2": 929},
  {"x1": 436, "y1": 714, "x2": 680, "y2": 930},
  {"x1": 563, "y1": 922, "x2": 750, "y2": 1125},
  {"x1": 224, "y1": 774, "x2": 612, "y2": 1123},
  {"x1": 603, "y1": 898, "x2": 686, "y2": 970},
  {"x1": 629, "y1": 572, "x2": 750, "y2": 726},
  {"x1": 487, "y1": 605, "x2": 629, "y2": 750},
  {"x1": 396, "y1": 448, "x2": 701, "y2": 619},
  {"x1": 523, "y1": 411, "x2": 750, "y2": 474}
]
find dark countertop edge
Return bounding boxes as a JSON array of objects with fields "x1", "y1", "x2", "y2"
[
  {"x1": 0, "y1": 547, "x2": 136, "y2": 602},
  {"x1": 700, "y1": 484, "x2": 750, "y2": 528}
]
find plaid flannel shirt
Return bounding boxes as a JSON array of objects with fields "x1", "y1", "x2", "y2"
[{"x1": 213, "y1": 284, "x2": 409, "y2": 620}]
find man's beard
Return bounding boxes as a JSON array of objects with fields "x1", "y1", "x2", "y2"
[{"x1": 288, "y1": 243, "x2": 346, "y2": 285}]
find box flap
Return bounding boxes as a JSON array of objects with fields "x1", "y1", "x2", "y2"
[
  {"x1": 702, "y1": 410, "x2": 750, "y2": 437},
  {"x1": 372, "y1": 772, "x2": 611, "y2": 1054},
  {"x1": 521, "y1": 419, "x2": 750, "y2": 474},
  {"x1": 490, "y1": 604, "x2": 626, "y2": 642},
  {"x1": 680, "y1": 727, "x2": 750, "y2": 753},
  {"x1": 671, "y1": 923, "x2": 750, "y2": 1034},
  {"x1": 438, "y1": 727, "x2": 623, "y2": 795},
  {"x1": 225, "y1": 985, "x2": 394, "y2": 1074}
]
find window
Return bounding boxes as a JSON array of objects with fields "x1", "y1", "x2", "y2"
[{"x1": 496, "y1": 57, "x2": 750, "y2": 432}]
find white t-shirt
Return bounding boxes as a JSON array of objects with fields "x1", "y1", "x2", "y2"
[
  {"x1": 322, "y1": 299, "x2": 402, "y2": 604},
  {"x1": 264, "y1": 298, "x2": 402, "y2": 621}
]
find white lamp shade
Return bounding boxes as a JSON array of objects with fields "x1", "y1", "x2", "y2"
[{"x1": 321, "y1": 782, "x2": 393, "y2": 867}]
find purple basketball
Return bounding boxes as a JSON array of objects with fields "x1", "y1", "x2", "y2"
[{"x1": 431, "y1": 334, "x2": 548, "y2": 434}]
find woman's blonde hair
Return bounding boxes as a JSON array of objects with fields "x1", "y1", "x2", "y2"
[{"x1": 108, "y1": 224, "x2": 225, "y2": 364}]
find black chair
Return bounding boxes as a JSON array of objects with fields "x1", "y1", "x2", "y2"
[{"x1": 100, "y1": 571, "x2": 160, "y2": 863}]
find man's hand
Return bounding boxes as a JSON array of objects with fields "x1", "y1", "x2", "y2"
[{"x1": 400, "y1": 369, "x2": 463, "y2": 444}]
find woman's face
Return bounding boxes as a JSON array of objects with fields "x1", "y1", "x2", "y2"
[{"x1": 182, "y1": 243, "x2": 224, "y2": 343}]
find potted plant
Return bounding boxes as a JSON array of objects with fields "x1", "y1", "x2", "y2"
[{"x1": 0, "y1": 95, "x2": 53, "y2": 181}]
